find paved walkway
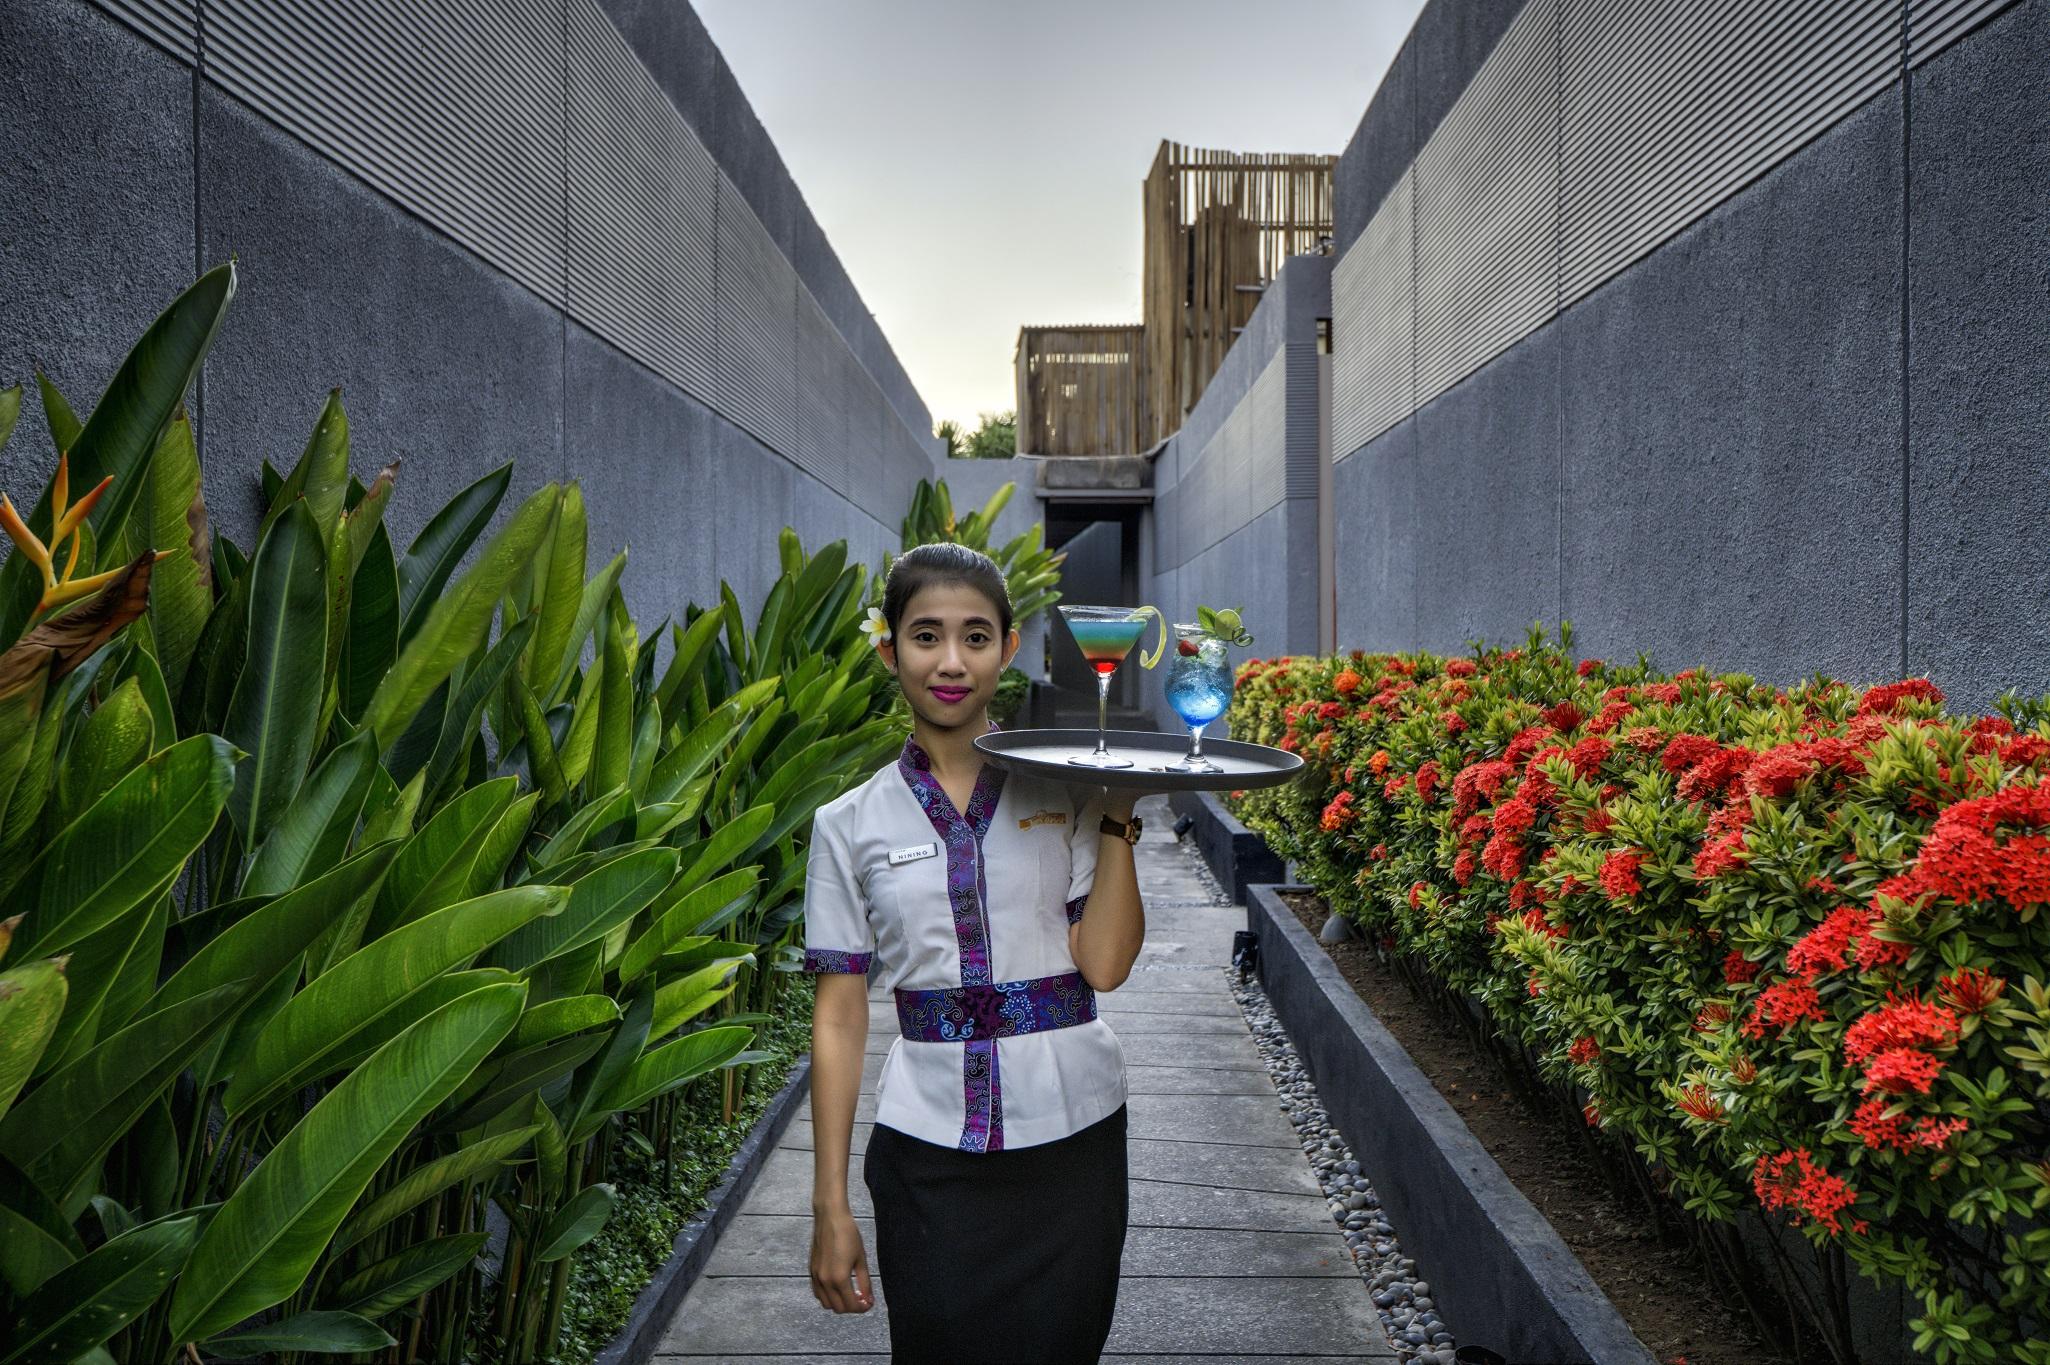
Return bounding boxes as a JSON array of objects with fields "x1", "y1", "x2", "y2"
[{"x1": 655, "y1": 795, "x2": 1394, "y2": 1362}]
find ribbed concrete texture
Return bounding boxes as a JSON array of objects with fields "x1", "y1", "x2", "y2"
[{"x1": 654, "y1": 796, "x2": 1395, "y2": 1361}]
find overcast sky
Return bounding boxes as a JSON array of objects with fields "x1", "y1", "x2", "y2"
[{"x1": 694, "y1": 0, "x2": 1427, "y2": 435}]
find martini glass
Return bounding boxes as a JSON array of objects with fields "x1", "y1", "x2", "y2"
[
  {"x1": 1161, "y1": 624, "x2": 1234, "y2": 773},
  {"x1": 1059, "y1": 604, "x2": 1163, "y2": 768}
]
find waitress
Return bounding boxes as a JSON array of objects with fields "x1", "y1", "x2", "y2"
[{"x1": 802, "y1": 542, "x2": 1151, "y2": 1363}]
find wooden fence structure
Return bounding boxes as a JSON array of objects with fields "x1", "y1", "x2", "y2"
[{"x1": 1016, "y1": 141, "x2": 1335, "y2": 456}]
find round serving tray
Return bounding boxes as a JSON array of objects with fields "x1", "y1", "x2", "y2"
[{"x1": 973, "y1": 728, "x2": 1304, "y2": 792}]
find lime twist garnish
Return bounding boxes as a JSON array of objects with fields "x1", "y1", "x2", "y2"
[{"x1": 1131, "y1": 605, "x2": 1168, "y2": 669}]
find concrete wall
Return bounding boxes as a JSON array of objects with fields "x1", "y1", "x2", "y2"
[
  {"x1": 1146, "y1": 256, "x2": 1330, "y2": 733},
  {"x1": 1151, "y1": 0, "x2": 2045, "y2": 715},
  {"x1": 0, "y1": 0, "x2": 939, "y2": 635}
]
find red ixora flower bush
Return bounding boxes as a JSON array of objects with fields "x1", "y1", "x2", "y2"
[{"x1": 1223, "y1": 626, "x2": 2050, "y2": 1362}]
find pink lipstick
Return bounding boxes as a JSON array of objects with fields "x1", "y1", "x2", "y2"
[{"x1": 930, "y1": 686, "x2": 971, "y2": 704}]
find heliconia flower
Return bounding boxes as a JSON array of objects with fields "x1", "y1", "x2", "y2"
[
  {"x1": 858, "y1": 606, "x2": 891, "y2": 646},
  {"x1": 1, "y1": 453, "x2": 163, "y2": 614}
]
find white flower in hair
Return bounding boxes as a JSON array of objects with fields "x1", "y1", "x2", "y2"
[{"x1": 859, "y1": 606, "x2": 891, "y2": 646}]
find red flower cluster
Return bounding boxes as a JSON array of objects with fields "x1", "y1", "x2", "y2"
[
  {"x1": 1567, "y1": 1034, "x2": 1601, "y2": 1065},
  {"x1": 1785, "y1": 906, "x2": 1887, "y2": 982},
  {"x1": 1753, "y1": 1148, "x2": 1859, "y2": 1235},
  {"x1": 1482, "y1": 796, "x2": 1537, "y2": 881},
  {"x1": 1936, "y1": 966, "x2": 2006, "y2": 1015},
  {"x1": 1692, "y1": 803, "x2": 1753, "y2": 880},
  {"x1": 1741, "y1": 979, "x2": 1825, "y2": 1038},
  {"x1": 1692, "y1": 1002, "x2": 1733, "y2": 1033},
  {"x1": 1521, "y1": 907, "x2": 1568, "y2": 941},
  {"x1": 1442, "y1": 710, "x2": 1468, "y2": 735},
  {"x1": 1452, "y1": 847, "x2": 1477, "y2": 887},
  {"x1": 1543, "y1": 700, "x2": 1585, "y2": 734},
  {"x1": 1333, "y1": 669, "x2": 1363, "y2": 695},
  {"x1": 1842, "y1": 993, "x2": 1960, "y2": 1096},
  {"x1": 1566, "y1": 735, "x2": 1613, "y2": 780},
  {"x1": 1576, "y1": 658, "x2": 1602, "y2": 676},
  {"x1": 1848, "y1": 1098, "x2": 1970, "y2": 1154},
  {"x1": 1414, "y1": 760, "x2": 1442, "y2": 805},
  {"x1": 1858, "y1": 677, "x2": 1945, "y2": 717},
  {"x1": 1444, "y1": 658, "x2": 1477, "y2": 678},
  {"x1": 1408, "y1": 881, "x2": 1426, "y2": 911},
  {"x1": 1722, "y1": 950, "x2": 1761, "y2": 984},
  {"x1": 1639, "y1": 682, "x2": 1683, "y2": 706},
  {"x1": 1320, "y1": 790, "x2": 1358, "y2": 833},
  {"x1": 1599, "y1": 849, "x2": 1646, "y2": 901},
  {"x1": 1902, "y1": 785, "x2": 2050, "y2": 912},
  {"x1": 1451, "y1": 759, "x2": 1516, "y2": 821}
]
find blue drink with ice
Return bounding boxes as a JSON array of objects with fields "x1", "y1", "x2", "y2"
[{"x1": 1162, "y1": 627, "x2": 1234, "y2": 772}]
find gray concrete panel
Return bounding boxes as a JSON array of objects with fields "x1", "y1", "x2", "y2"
[
  {"x1": 1555, "y1": 89, "x2": 1904, "y2": 686},
  {"x1": 1333, "y1": 418, "x2": 1418, "y2": 654},
  {"x1": 1334, "y1": 0, "x2": 1525, "y2": 253},
  {"x1": 1906, "y1": 0, "x2": 2050, "y2": 711},
  {"x1": 565, "y1": 321, "x2": 718, "y2": 633},
  {"x1": 0, "y1": 0, "x2": 193, "y2": 508},
  {"x1": 196, "y1": 85, "x2": 564, "y2": 551},
  {"x1": 707, "y1": 420, "x2": 795, "y2": 617},
  {"x1": 1411, "y1": 330, "x2": 1559, "y2": 657}
]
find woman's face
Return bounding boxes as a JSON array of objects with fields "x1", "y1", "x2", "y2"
[{"x1": 878, "y1": 581, "x2": 1019, "y2": 728}]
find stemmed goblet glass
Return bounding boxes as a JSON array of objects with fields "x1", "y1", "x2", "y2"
[
  {"x1": 1057, "y1": 604, "x2": 1164, "y2": 768},
  {"x1": 1161, "y1": 623, "x2": 1234, "y2": 773}
]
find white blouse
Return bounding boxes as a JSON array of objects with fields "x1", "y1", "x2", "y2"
[{"x1": 802, "y1": 730, "x2": 1126, "y2": 1151}]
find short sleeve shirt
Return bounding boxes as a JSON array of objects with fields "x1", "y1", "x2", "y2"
[{"x1": 802, "y1": 728, "x2": 1125, "y2": 1152}]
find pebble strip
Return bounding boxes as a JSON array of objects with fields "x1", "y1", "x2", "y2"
[{"x1": 1224, "y1": 963, "x2": 1462, "y2": 1365}]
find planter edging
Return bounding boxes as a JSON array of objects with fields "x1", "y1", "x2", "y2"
[
  {"x1": 1169, "y1": 787, "x2": 1284, "y2": 904},
  {"x1": 595, "y1": 1053, "x2": 814, "y2": 1365},
  {"x1": 1247, "y1": 884, "x2": 1654, "y2": 1365}
]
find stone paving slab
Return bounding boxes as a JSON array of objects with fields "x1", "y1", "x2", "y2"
[
  {"x1": 653, "y1": 804, "x2": 1390, "y2": 1361},
  {"x1": 702, "y1": 1212, "x2": 1363, "y2": 1279},
  {"x1": 656, "y1": 1275, "x2": 1394, "y2": 1359}
]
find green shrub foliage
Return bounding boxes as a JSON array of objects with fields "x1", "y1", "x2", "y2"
[
  {"x1": 0, "y1": 265, "x2": 904, "y2": 1362},
  {"x1": 1228, "y1": 625, "x2": 2050, "y2": 1365}
]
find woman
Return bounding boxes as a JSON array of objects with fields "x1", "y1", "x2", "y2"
[{"x1": 801, "y1": 542, "x2": 1152, "y2": 1363}]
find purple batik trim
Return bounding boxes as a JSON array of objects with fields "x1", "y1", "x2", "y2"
[
  {"x1": 1065, "y1": 894, "x2": 1088, "y2": 925},
  {"x1": 803, "y1": 947, "x2": 873, "y2": 974},
  {"x1": 893, "y1": 970, "x2": 1100, "y2": 1041},
  {"x1": 896, "y1": 723, "x2": 1010, "y2": 1150}
]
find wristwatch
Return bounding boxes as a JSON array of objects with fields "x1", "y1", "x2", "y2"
[{"x1": 1100, "y1": 812, "x2": 1143, "y2": 846}]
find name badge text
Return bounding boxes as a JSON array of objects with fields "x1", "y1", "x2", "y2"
[{"x1": 888, "y1": 843, "x2": 939, "y2": 866}]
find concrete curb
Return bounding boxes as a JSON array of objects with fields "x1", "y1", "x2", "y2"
[
  {"x1": 1170, "y1": 787, "x2": 1285, "y2": 904},
  {"x1": 1247, "y1": 885, "x2": 1655, "y2": 1365},
  {"x1": 595, "y1": 1054, "x2": 814, "y2": 1365}
]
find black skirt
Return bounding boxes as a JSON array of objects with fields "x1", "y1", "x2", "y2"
[{"x1": 862, "y1": 1103, "x2": 1129, "y2": 1364}]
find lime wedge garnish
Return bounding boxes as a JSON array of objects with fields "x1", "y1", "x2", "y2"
[{"x1": 1132, "y1": 605, "x2": 1168, "y2": 669}]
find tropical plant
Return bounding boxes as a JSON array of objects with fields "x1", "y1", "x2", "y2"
[
  {"x1": 1228, "y1": 626, "x2": 2050, "y2": 1365},
  {"x1": 0, "y1": 264, "x2": 893, "y2": 1364}
]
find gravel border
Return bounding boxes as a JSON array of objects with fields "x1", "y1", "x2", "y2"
[{"x1": 1225, "y1": 964, "x2": 1463, "y2": 1365}]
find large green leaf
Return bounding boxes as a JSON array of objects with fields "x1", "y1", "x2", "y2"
[
  {"x1": 261, "y1": 389, "x2": 350, "y2": 545},
  {"x1": 0, "y1": 264, "x2": 236, "y2": 642},
  {"x1": 535, "y1": 1183, "x2": 615, "y2": 1262},
  {"x1": 592, "y1": 597, "x2": 634, "y2": 797},
  {"x1": 225, "y1": 885, "x2": 566, "y2": 1118},
  {"x1": 420, "y1": 611, "x2": 534, "y2": 802},
  {"x1": 326, "y1": 1231, "x2": 485, "y2": 1317},
  {"x1": 167, "y1": 981, "x2": 525, "y2": 1345},
  {"x1": 340, "y1": 521, "x2": 398, "y2": 724},
  {"x1": 363, "y1": 481, "x2": 554, "y2": 748},
  {"x1": 619, "y1": 867, "x2": 760, "y2": 984},
  {"x1": 14, "y1": 735, "x2": 235, "y2": 958},
  {"x1": 527, "y1": 483, "x2": 585, "y2": 695},
  {"x1": 0, "y1": 959, "x2": 66, "y2": 1123},
  {"x1": 430, "y1": 1032, "x2": 605, "y2": 1133},
  {"x1": 650, "y1": 962, "x2": 742, "y2": 1038},
  {"x1": 545, "y1": 549, "x2": 625, "y2": 707},
  {"x1": 369, "y1": 775, "x2": 518, "y2": 938},
  {"x1": 200, "y1": 1310, "x2": 394, "y2": 1356},
  {"x1": 0, "y1": 1213, "x2": 198, "y2": 1365},
  {"x1": 223, "y1": 499, "x2": 330, "y2": 844},
  {"x1": 34, "y1": 893, "x2": 158, "y2": 1077},
  {"x1": 243, "y1": 726, "x2": 378, "y2": 897},
  {"x1": 507, "y1": 993, "x2": 619, "y2": 1049},
  {"x1": 141, "y1": 409, "x2": 209, "y2": 694},
  {"x1": 590, "y1": 1024, "x2": 752, "y2": 1127},
  {"x1": 677, "y1": 804, "x2": 775, "y2": 891},
  {"x1": 331, "y1": 1125, "x2": 536, "y2": 1253},
  {"x1": 487, "y1": 848, "x2": 676, "y2": 971},
  {"x1": 0, "y1": 984, "x2": 243, "y2": 1206},
  {"x1": 394, "y1": 462, "x2": 510, "y2": 649}
]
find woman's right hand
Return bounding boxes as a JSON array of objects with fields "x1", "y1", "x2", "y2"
[{"x1": 809, "y1": 1206, "x2": 874, "y2": 1314}]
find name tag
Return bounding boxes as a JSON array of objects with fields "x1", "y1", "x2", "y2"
[{"x1": 888, "y1": 842, "x2": 939, "y2": 866}]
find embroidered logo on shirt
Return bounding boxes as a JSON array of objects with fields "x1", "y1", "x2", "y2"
[
  {"x1": 888, "y1": 842, "x2": 939, "y2": 866},
  {"x1": 1016, "y1": 809, "x2": 1068, "y2": 830}
]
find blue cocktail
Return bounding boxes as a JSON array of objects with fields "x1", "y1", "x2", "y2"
[{"x1": 1161, "y1": 624, "x2": 1234, "y2": 773}]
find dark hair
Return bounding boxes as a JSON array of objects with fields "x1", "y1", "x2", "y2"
[{"x1": 883, "y1": 543, "x2": 1013, "y2": 637}]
